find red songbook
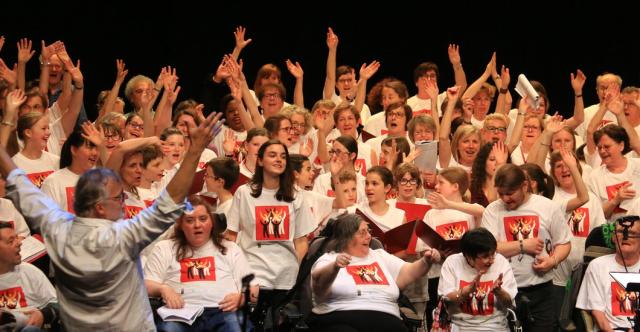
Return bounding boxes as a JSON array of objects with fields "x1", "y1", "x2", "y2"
[
  {"x1": 189, "y1": 170, "x2": 207, "y2": 195},
  {"x1": 361, "y1": 130, "x2": 376, "y2": 143},
  {"x1": 229, "y1": 173, "x2": 251, "y2": 195},
  {"x1": 395, "y1": 202, "x2": 431, "y2": 254},
  {"x1": 415, "y1": 221, "x2": 461, "y2": 255},
  {"x1": 355, "y1": 209, "x2": 421, "y2": 254}
]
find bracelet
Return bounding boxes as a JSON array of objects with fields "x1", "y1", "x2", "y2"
[
  {"x1": 154, "y1": 87, "x2": 161, "y2": 92},
  {"x1": 0, "y1": 121, "x2": 15, "y2": 127},
  {"x1": 519, "y1": 239, "x2": 524, "y2": 254},
  {"x1": 73, "y1": 84, "x2": 84, "y2": 90},
  {"x1": 575, "y1": 94, "x2": 582, "y2": 98},
  {"x1": 500, "y1": 88, "x2": 509, "y2": 94},
  {"x1": 517, "y1": 112, "x2": 526, "y2": 116}
]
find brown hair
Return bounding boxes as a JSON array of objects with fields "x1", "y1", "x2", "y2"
[{"x1": 172, "y1": 195, "x2": 227, "y2": 260}]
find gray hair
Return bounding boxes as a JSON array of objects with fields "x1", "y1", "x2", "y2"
[
  {"x1": 74, "y1": 168, "x2": 122, "y2": 217},
  {"x1": 326, "y1": 213, "x2": 364, "y2": 252},
  {"x1": 124, "y1": 75, "x2": 154, "y2": 102}
]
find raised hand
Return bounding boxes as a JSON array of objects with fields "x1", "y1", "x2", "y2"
[
  {"x1": 65, "y1": 60, "x2": 84, "y2": 87},
  {"x1": 559, "y1": 146, "x2": 578, "y2": 169},
  {"x1": 285, "y1": 59, "x2": 304, "y2": 79},
  {"x1": 0, "y1": 59, "x2": 17, "y2": 85},
  {"x1": 234, "y1": 26, "x2": 252, "y2": 51},
  {"x1": 359, "y1": 60, "x2": 380, "y2": 81},
  {"x1": 40, "y1": 40, "x2": 62, "y2": 62},
  {"x1": 80, "y1": 122, "x2": 104, "y2": 147},
  {"x1": 425, "y1": 78, "x2": 439, "y2": 100},
  {"x1": 115, "y1": 59, "x2": 128, "y2": 84},
  {"x1": 326, "y1": 27, "x2": 339, "y2": 50},
  {"x1": 500, "y1": 65, "x2": 511, "y2": 89},
  {"x1": 614, "y1": 182, "x2": 636, "y2": 203},
  {"x1": 607, "y1": 96, "x2": 624, "y2": 116},
  {"x1": 0, "y1": 36, "x2": 4, "y2": 52},
  {"x1": 484, "y1": 52, "x2": 497, "y2": 77},
  {"x1": 447, "y1": 44, "x2": 462, "y2": 66},
  {"x1": 446, "y1": 86, "x2": 461, "y2": 101},
  {"x1": 54, "y1": 42, "x2": 71, "y2": 64},
  {"x1": 570, "y1": 69, "x2": 586, "y2": 93},
  {"x1": 5, "y1": 89, "x2": 26, "y2": 116},
  {"x1": 223, "y1": 129, "x2": 237, "y2": 155},
  {"x1": 544, "y1": 115, "x2": 565, "y2": 134},
  {"x1": 492, "y1": 273, "x2": 504, "y2": 292},
  {"x1": 300, "y1": 137, "x2": 314, "y2": 157},
  {"x1": 423, "y1": 248, "x2": 441, "y2": 264},
  {"x1": 427, "y1": 192, "x2": 450, "y2": 210},
  {"x1": 189, "y1": 112, "x2": 223, "y2": 153},
  {"x1": 214, "y1": 56, "x2": 232, "y2": 83},
  {"x1": 17, "y1": 38, "x2": 35, "y2": 63},
  {"x1": 492, "y1": 141, "x2": 508, "y2": 165}
]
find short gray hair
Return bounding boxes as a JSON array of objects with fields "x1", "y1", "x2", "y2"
[
  {"x1": 326, "y1": 213, "x2": 363, "y2": 252},
  {"x1": 74, "y1": 168, "x2": 122, "y2": 217}
]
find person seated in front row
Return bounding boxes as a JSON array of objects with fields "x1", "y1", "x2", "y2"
[
  {"x1": 438, "y1": 228, "x2": 517, "y2": 332},
  {"x1": 309, "y1": 213, "x2": 438, "y2": 332},
  {"x1": 144, "y1": 195, "x2": 257, "y2": 332}
]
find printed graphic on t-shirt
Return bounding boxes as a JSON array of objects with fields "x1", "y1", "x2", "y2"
[
  {"x1": 0, "y1": 287, "x2": 27, "y2": 309},
  {"x1": 436, "y1": 221, "x2": 469, "y2": 240},
  {"x1": 65, "y1": 187, "x2": 75, "y2": 213},
  {"x1": 611, "y1": 282, "x2": 638, "y2": 317},
  {"x1": 180, "y1": 256, "x2": 216, "y2": 282},
  {"x1": 144, "y1": 199, "x2": 155, "y2": 207},
  {"x1": 125, "y1": 205, "x2": 143, "y2": 219},
  {"x1": 354, "y1": 159, "x2": 367, "y2": 176},
  {"x1": 346, "y1": 262, "x2": 389, "y2": 285},
  {"x1": 255, "y1": 205, "x2": 290, "y2": 241},
  {"x1": 607, "y1": 182, "x2": 629, "y2": 214},
  {"x1": 198, "y1": 161, "x2": 207, "y2": 170},
  {"x1": 503, "y1": 215, "x2": 539, "y2": 241},
  {"x1": 27, "y1": 171, "x2": 54, "y2": 188},
  {"x1": 459, "y1": 280, "x2": 495, "y2": 315},
  {"x1": 326, "y1": 190, "x2": 335, "y2": 197},
  {"x1": 568, "y1": 208, "x2": 590, "y2": 237},
  {"x1": 413, "y1": 109, "x2": 432, "y2": 117},
  {"x1": 386, "y1": 189, "x2": 398, "y2": 200}
]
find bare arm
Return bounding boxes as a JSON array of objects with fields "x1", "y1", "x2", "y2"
[
  {"x1": 564, "y1": 70, "x2": 586, "y2": 130},
  {"x1": 293, "y1": 236, "x2": 309, "y2": 263},
  {"x1": 60, "y1": 58, "x2": 84, "y2": 137},
  {"x1": 560, "y1": 147, "x2": 590, "y2": 212},
  {"x1": 438, "y1": 87, "x2": 461, "y2": 168},
  {"x1": 528, "y1": 115, "x2": 564, "y2": 170},
  {"x1": 227, "y1": 77, "x2": 255, "y2": 131},
  {"x1": 97, "y1": 59, "x2": 128, "y2": 123},
  {"x1": 16, "y1": 38, "x2": 35, "y2": 91},
  {"x1": 105, "y1": 136, "x2": 160, "y2": 172},
  {"x1": 144, "y1": 280, "x2": 185, "y2": 309},
  {"x1": 231, "y1": 26, "x2": 252, "y2": 61},
  {"x1": 0, "y1": 90, "x2": 25, "y2": 149},
  {"x1": 448, "y1": 44, "x2": 467, "y2": 93},
  {"x1": 507, "y1": 99, "x2": 527, "y2": 153},
  {"x1": 591, "y1": 310, "x2": 615, "y2": 332},
  {"x1": 354, "y1": 61, "x2": 381, "y2": 116},
  {"x1": 461, "y1": 52, "x2": 495, "y2": 100},
  {"x1": 396, "y1": 250, "x2": 435, "y2": 290},
  {"x1": 586, "y1": 102, "x2": 610, "y2": 156},
  {"x1": 323, "y1": 27, "x2": 338, "y2": 100},
  {"x1": 286, "y1": 59, "x2": 304, "y2": 108}
]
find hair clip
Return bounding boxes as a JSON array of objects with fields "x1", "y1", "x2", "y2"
[{"x1": 184, "y1": 199, "x2": 194, "y2": 214}]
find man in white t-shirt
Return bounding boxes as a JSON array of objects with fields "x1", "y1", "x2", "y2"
[
  {"x1": 481, "y1": 164, "x2": 571, "y2": 331},
  {"x1": 0, "y1": 222, "x2": 58, "y2": 331},
  {"x1": 577, "y1": 216, "x2": 640, "y2": 331},
  {"x1": 577, "y1": 73, "x2": 622, "y2": 141}
]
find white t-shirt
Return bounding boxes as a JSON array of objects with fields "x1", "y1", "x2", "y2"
[
  {"x1": 311, "y1": 249, "x2": 406, "y2": 318},
  {"x1": 407, "y1": 92, "x2": 446, "y2": 118},
  {"x1": 40, "y1": 167, "x2": 80, "y2": 213},
  {"x1": 421, "y1": 207, "x2": 476, "y2": 278},
  {"x1": 0, "y1": 263, "x2": 57, "y2": 311},
  {"x1": 438, "y1": 253, "x2": 517, "y2": 332},
  {"x1": 576, "y1": 254, "x2": 640, "y2": 331},
  {"x1": 216, "y1": 198, "x2": 232, "y2": 215},
  {"x1": 551, "y1": 189, "x2": 607, "y2": 286},
  {"x1": 509, "y1": 143, "x2": 527, "y2": 166},
  {"x1": 144, "y1": 239, "x2": 253, "y2": 308},
  {"x1": 11, "y1": 151, "x2": 59, "y2": 188},
  {"x1": 123, "y1": 190, "x2": 148, "y2": 219},
  {"x1": 576, "y1": 103, "x2": 619, "y2": 142},
  {"x1": 0, "y1": 198, "x2": 29, "y2": 237},
  {"x1": 137, "y1": 186, "x2": 160, "y2": 207},
  {"x1": 353, "y1": 203, "x2": 405, "y2": 232},
  {"x1": 481, "y1": 194, "x2": 571, "y2": 287},
  {"x1": 362, "y1": 112, "x2": 387, "y2": 138},
  {"x1": 297, "y1": 188, "x2": 334, "y2": 228},
  {"x1": 227, "y1": 184, "x2": 316, "y2": 289},
  {"x1": 587, "y1": 157, "x2": 640, "y2": 221},
  {"x1": 289, "y1": 129, "x2": 320, "y2": 169}
]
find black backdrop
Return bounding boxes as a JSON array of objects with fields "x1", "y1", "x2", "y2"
[{"x1": 3, "y1": 1, "x2": 639, "y2": 120}]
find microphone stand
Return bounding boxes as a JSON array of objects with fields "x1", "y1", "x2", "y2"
[{"x1": 241, "y1": 274, "x2": 255, "y2": 332}]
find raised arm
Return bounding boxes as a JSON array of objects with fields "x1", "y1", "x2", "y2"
[
  {"x1": 227, "y1": 75, "x2": 255, "y2": 131},
  {"x1": 323, "y1": 27, "x2": 339, "y2": 100},
  {"x1": 585, "y1": 100, "x2": 610, "y2": 156},
  {"x1": 461, "y1": 52, "x2": 495, "y2": 100},
  {"x1": 506, "y1": 98, "x2": 527, "y2": 153},
  {"x1": 16, "y1": 38, "x2": 35, "y2": 91},
  {"x1": 528, "y1": 115, "x2": 564, "y2": 170},
  {"x1": 494, "y1": 65, "x2": 511, "y2": 116},
  {"x1": 80, "y1": 122, "x2": 108, "y2": 166},
  {"x1": 59, "y1": 56, "x2": 84, "y2": 137},
  {"x1": 286, "y1": 59, "x2": 304, "y2": 108},
  {"x1": 229, "y1": 56, "x2": 264, "y2": 128},
  {"x1": 231, "y1": 26, "x2": 252, "y2": 61},
  {"x1": 448, "y1": 44, "x2": 467, "y2": 93},
  {"x1": 396, "y1": 249, "x2": 437, "y2": 290},
  {"x1": 560, "y1": 147, "x2": 589, "y2": 212},
  {"x1": 438, "y1": 86, "x2": 461, "y2": 168},
  {"x1": 564, "y1": 69, "x2": 586, "y2": 129},
  {"x1": 97, "y1": 59, "x2": 128, "y2": 123},
  {"x1": 0, "y1": 59, "x2": 17, "y2": 92},
  {"x1": 354, "y1": 61, "x2": 381, "y2": 114},
  {"x1": 154, "y1": 76, "x2": 180, "y2": 136},
  {"x1": 105, "y1": 136, "x2": 160, "y2": 172},
  {"x1": 608, "y1": 96, "x2": 640, "y2": 154},
  {"x1": 0, "y1": 90, "x2": 25, "y2": 151},
  {"x1": 425, "y1": 79, "x2": 441, "y2": 136},
  {"x1": 166, "y1": 112, "x2": 222, "y2": 203},
  {"x1": 314, "y1": 108, "x2": 334, "y2": 164}
]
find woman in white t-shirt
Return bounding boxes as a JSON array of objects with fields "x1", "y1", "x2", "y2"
[
  {"x1": 204, "y1": 157, "x2": 239, "y2": 215},
  {"x1": 144, "y1": 195, "x2": 256, "y2": 332},
  {"x1": 309, "y1": 213, "x2": 438, "y2": 332},
  {"x1": 12, "y1": 112, "x2": 59, "y2": 188},
  {"x1": 225, "y1": 140, "x2": 316, "y2": 330},
  {"x1": 353, "y1": 166, "x2": 406, "y2": 233},
  {"x1": 289, "y1": 154, "x2": 335, "y2": 228},
  {"x1": 438, "y1": 228, "x2": 517, "y2": 332},
  {"x1": 439, "y1": 87, "x2": 480, "y2": 173}
]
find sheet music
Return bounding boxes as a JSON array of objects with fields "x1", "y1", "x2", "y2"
[
  {"x1": 413, "y1": 140, "x2": 438, "y2": 172},
  {"x1": 20, "y1": 235, "x2": 46, "y2": 262},
  {"x1": 514, "y1": 74, "x2": 540, "y2": 110}
]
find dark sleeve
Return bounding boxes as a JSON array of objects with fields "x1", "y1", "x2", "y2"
[{"x1": 40, "y1": 302, "x2": 59, "y2": 326}]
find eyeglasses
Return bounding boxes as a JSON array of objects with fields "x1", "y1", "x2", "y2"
[
  {"x1": 279, "y1": 126, "x2": 295, "y2": 133},
  {"x1": 328, "y1": 149, "x2": 348, "y2": 156},
  {"x1": 104, "y1": 133, "x2": 121, "y2": 141},
  {"x1": 399, "y1": 178, "x2": 418, "y2": 186},
  {"x1": 485, "y1": 126, "x2": 507, "y2": 133},
  {"x1": 134, "y1": 89, "x2": 152, "y2": 95},
  {"x1": 101, "y1": 192, "x2": 125, "y2": 204},
  {"x1": 291, "y1": 122, "x2": 305, "y2": 129},
  {"x1": 356, "y1": 228, "x2": 372, "y2": 237},
  {"x1": 337, "y1": 78, "x2": 355, "y2": 84},
  {"x1": 523, "y1": 125, "x2": 540, "y2": 131},
  {"x1": 128, "y1": 123, "x2": 143, "y2": 130},
  {"x1": 387, "y1": 111, "x2": 405, "y2": 119},
  {"x1": 264, "y1": 92, "x2": 281, "y2": 99}
]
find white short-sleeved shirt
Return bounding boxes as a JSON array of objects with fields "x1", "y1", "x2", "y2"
[
  {"x1": 211, "y1": 125, "x2": 247, "y2": 160},
  {"x1": 481, "y1": 194, "x2": 571, "y2": 287},
  {"x1": 298, "y1": 188, "x2": 334, "y2": 228},
  {"x1": 352, "y1": 203, "x2": 405, "y2": 232},
  {"x1": 0, "y1": 263, "x2": 57, "y2": 311},
  {"x1": 576, "y1": 103, "x2": 618, "y2": 142},
  {"x1": 551, "y1": 189, "x2": 607, "y2": 286},
  {"x1": 0, "y1": 198, "x2": 30, "y2": 237},
  {"x1": 587, "y1": 158, "x2": 640, "y2": 221},
  {"x1": 311, "y1": 249, "x2": 406, "y2": 318},
  {"x1": 576, "y1": 254, "x2": 640, "y2": 331},
  {"x1": 407, "y1": 92, "x2": 446, "y2": 118},
  {"x1": 11, "y1": 151, "x2": 59, "y2": 188},
  {"x1": 144, "y1": 239, "x2": 253, "y2": 308},
  {"x1": 16, "y1": 103, "x2": 66, "y2": 156},
  {"x1": 362, "y1": 112, "x2": 387, "y2": 138},
  {"x1": 421, "y1": 208, "x2": 476, "y2": 278},
  {"x1": 226, "y1": 184, "x2": 316, "y2": 289},
  {"x1": 438, "y1": 253, "x2": 517, "y2": 332},
  {"x1": 313, "y1": 171, "x2": 367, "y2": 205},
  {"x1": 40, "y1": 167, "x2": 80, "y2": 213}
]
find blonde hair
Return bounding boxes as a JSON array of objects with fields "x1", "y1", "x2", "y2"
[
  {"x1": 279, "y1": 105, "x2": 312, "y2": 134},
  {"x1": 451, "y1": 125, "x2": 480, "y2": 162}
]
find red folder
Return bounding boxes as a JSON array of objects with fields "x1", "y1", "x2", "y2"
[
  {"x1": 355, "y1": 209, "x2": 420, "y2": 254},
  {"x1": 361, "y1": 130, "x2": 376, "y2": 143},
  {"x1": 230, "y1": 173, "x2": 251, "y2": 195},
  {"x1": 415, "y1": 221, "x2": 461, "y2": 255},
  {"x1": 395, "y1": 202, "x2": 431, "y2": 254},
  {"x1": 189, "y1": 169, "x2": 206, "y2": 195}
]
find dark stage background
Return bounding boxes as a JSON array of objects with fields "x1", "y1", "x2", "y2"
[{"x1": 2, "y1": 1, "x2": 638, "y2": 119}]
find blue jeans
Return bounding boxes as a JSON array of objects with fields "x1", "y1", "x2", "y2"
[{"x1": 157, "y1": 308, "x2": 252, "y2": 332}]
